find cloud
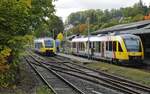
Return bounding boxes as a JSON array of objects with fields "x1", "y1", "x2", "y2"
[
  {"x1": 70, "y1": 0, "x2": 141, "y2": 9},
  {"x1": 54, "y1": 0, "x2": 83, "y2": 9},
  {"x1": 53, "y1": 0, "x2": 150, "y2": 22}
]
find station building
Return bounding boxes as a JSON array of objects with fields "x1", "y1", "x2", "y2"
[{"x1": 92, "y1": 20, "x2": 150, "y2": 60}]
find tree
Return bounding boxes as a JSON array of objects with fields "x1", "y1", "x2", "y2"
[
  {"x1": 0, "y1": 0, "x2": 33, "y2": 87},
  {"x1": 65, "y1": 0, "x2": 150, "y2": 36},
  {"x1": 0, "y1": 0, "x2": 32, "y2": 62},
  {"x1": 0, "y1": 0, "x2": 64, "y2": 87},
  {"x1": 79, "y1": 24, "x2": 88, "y2": 33},
  {"x1": 133, "y1": 14, "x2": 144, "y2": 21},
  {"x1": 49, "y1": 16, "x2": 64, "y2": 39},
  {"x1": 30, "y1": 0, "x2": 55, "y2": 37},
  {"x1": 31, "y1": 0, "x2": 64, "y2": 38}
]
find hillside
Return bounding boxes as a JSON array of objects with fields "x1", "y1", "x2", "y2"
[{"x1": 65, "y1": 0, "x2": 150, "y2": 35}]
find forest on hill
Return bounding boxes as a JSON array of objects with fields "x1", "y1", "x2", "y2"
[{"x1": 65, "y1": 0, "x2": 150, "y2": 35}]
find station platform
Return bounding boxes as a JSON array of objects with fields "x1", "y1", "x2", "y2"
[
  {"x1": 57, "y1": 53, "x2": 98, "y2": 63},
  {"x1": 58, "y1": 53, "x2": 150, "y2": 65}
]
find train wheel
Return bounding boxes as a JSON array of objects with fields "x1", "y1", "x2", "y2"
[
  {"x1": 114, "y1": 59, "x2": 119, "y2": 65},
  {"x1": 111, "y1": 58, "x2": 114, "y2": 64}
]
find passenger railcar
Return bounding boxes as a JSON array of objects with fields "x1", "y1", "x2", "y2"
[
  {"x1": 34, "y1": 38, "x2": 56, "y2": 56},
  {"x1": 71, "y1": 34, "x2": 144, "y2": 65}
]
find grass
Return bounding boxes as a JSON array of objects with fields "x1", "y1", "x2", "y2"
[
  {"x1": 36, "y1": 85, "x2": 54, "y2": 94},
  {"x1": 85, "y1": 62, "x2": 150, "y2": 86}
]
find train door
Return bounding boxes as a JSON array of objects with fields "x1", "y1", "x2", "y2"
[
  {"x1": 77, "y1": 42, "x2": 79, "y2": 53},
  {"x1": 91, "y1": 42, "x2": 95, "y2": 57},
  {"x1": 101, "y1": 42, "x2": 105, "y2": 57},
  {"x1": 112, "y1": 41, "x2": 117, "y2": 59},
  {"x1": 105, "y1": 41, "x2": 114, "y2": 59},
  {"x1": 105, "y1": 41, "x2": 109, "y2": 58},
  {"x1": 116, "y1": 41, "x2": 124, "y2": 60},
  {"x1": 94, "y1": 42, "x2": 101, "y2": 58}
]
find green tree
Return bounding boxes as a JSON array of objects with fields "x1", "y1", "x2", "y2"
[
  {"x1": 0, "y1": 0, "x2": 32, "y2": 62},
  {"x1": 133, "y1": 14, "x2": 144, "y2": 21},
  {"x1": 49, "y1": 16, "x2": 64, "y2": 39},
  {"x1": 0, "y1": 0, "x2": 33, "y2": 87},
  {"x1": 65, "y1": 0, "x2": 150, "y2": 35},
  {"x1": 31, "y1": 0, "x2": 64, "y2": 38}
]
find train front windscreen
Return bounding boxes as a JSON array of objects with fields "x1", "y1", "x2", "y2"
[
  {"x1": 44, "y1": 40, "x2": 53, "y2": 48},
  {"x1": 124, "y1": 38, "x2": 141, "y2": 52}
]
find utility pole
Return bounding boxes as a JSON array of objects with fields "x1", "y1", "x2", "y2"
[
  {"x1": 53, "y1": 28, "x2": 56, "y2": 39},
  {"x1": 87, "y1": 17, "x2": 90, "y2": 59}
]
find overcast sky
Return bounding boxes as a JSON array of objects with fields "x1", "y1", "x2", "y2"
[{"x1": 53, "y1": 0, "x2": 150, "y2": 22}]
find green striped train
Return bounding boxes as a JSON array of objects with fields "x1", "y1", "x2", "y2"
[
  {"x1": 71, "y1": 34, "x2": 144, "y2": 65},
  {"x1": 34, "y1": 38, "x2": 56, "y2": 56}
]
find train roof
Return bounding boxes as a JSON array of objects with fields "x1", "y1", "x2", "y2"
[
  {"x1": 72, "y1": 35, "x2": 108, "y2": 42},
  {"x1": 119, "y1": 34, "x2": 140, "y2": 39},
  {"x1": 34, "y1": 37, "x2": 54, "y2": 42},
  {"x1": 71, "y1": 34, "x2": 139, "y2": 42}
]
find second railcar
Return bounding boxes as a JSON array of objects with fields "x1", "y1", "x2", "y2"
[{"x1": 71, "y1": 34, "x2": 144, "y2": 65}]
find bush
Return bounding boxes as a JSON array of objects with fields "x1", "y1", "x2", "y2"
[
  {"x1": 0, "y1": 64, "x2": 19, "y2": 87},
  {"x1": 0, "y1": 48, "x2": 11, "y2": 66},
  {"x1": 0, "y1": 0, "x2": 32, "y2": 87}
]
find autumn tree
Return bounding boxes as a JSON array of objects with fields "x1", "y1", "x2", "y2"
[{"x1": 79, "y1": 24, "x2": 88, "y2": 33}]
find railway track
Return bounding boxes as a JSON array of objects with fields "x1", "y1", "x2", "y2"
[
  {"x1": 25, "y1": 56, "x2": 85, "y2": 94},
  {"x1": 55, "y1": 56, "x2": 150, "y2": 92},
  {"x1": 27, "y1": 52, "x2": 119, "y2": 94},
  {"x1": 27, "y1": 51, "x2": 150, "y2": 94}
]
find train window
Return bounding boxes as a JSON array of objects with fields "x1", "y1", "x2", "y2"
[
  {"x1": 35, "y1": 43, "x2": 42, "y2": 49},
  {"x1": 89, "y1": 42, "x2": 91, "y2": 48},
  {"x1": 75, "y1": 43, "x2": 76, "y2": 48},
  {"x1": 82, "y1": 43, "x2": 85, "y2": 51},
  {"x1": 77, "y1": 42, "x2": 79, "y2": 50},
  {"x1": 106, "y1": 41, "x2": 109, "y2": 51},
  {"x1": 79, "y1": 42, "x2": 84, "y2": 51},
  {"x1": 80, "y1": 42, "x2": 81, "y2": 50},
  {"x1": 109, "y1": 41, "x2": 113, "y2": 51},
  {"x1": 118, "y1": 42, "x2": 123, "y2": 52},
  {"x1": 93, "y1": 42, "x2": 95, "y2": 48},
  {"x1": 79, "y1": 42, "x2": 81, "y2": 50},
  {"x1": 81, "y1": 42, "x2": 82, "y2": 50},
  {"x1": 124, "y1": 38, "x2": 141, "y2": 52},
  {"x1": 34, "y1": 44, "x2": 36, "y2": 48},
  {"x1": 139, "y1": 43, "x2": 142, "y2": 52},
  {"x1": 95, "y1": 42, "x2": 101, "y2": 52},
  {"x1": 74, "y1": 43, "x2": 76, "y2": 48},
  {"x1": 44, "y1": 40, "x2": 53, "y2": 48},
  {"x1": 77, "y1": 43, "x2": 79, "y2": 49},
  {"x1": 98, "y1": 42, "x2": 101, "y2": 52},
  {"x1": 73, "y1": 43, "x2": 76, "y2": 48},
  {"x1": 95, "y1": 42, "x2": 98, "y2": 52},
  {"x1": 113, "y1": 41, "x2": 116, "y2": 51},
  {"x1": 83, "y1": 43, "x2": 85, "y2": 50},
  {"x1": 80, "y1": 42, "x2": 82, "y2": 50}
]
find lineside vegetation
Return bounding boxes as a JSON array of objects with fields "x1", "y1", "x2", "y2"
[{"x1": 0, "y1": 0, "x2": 63, "y2": 88}]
